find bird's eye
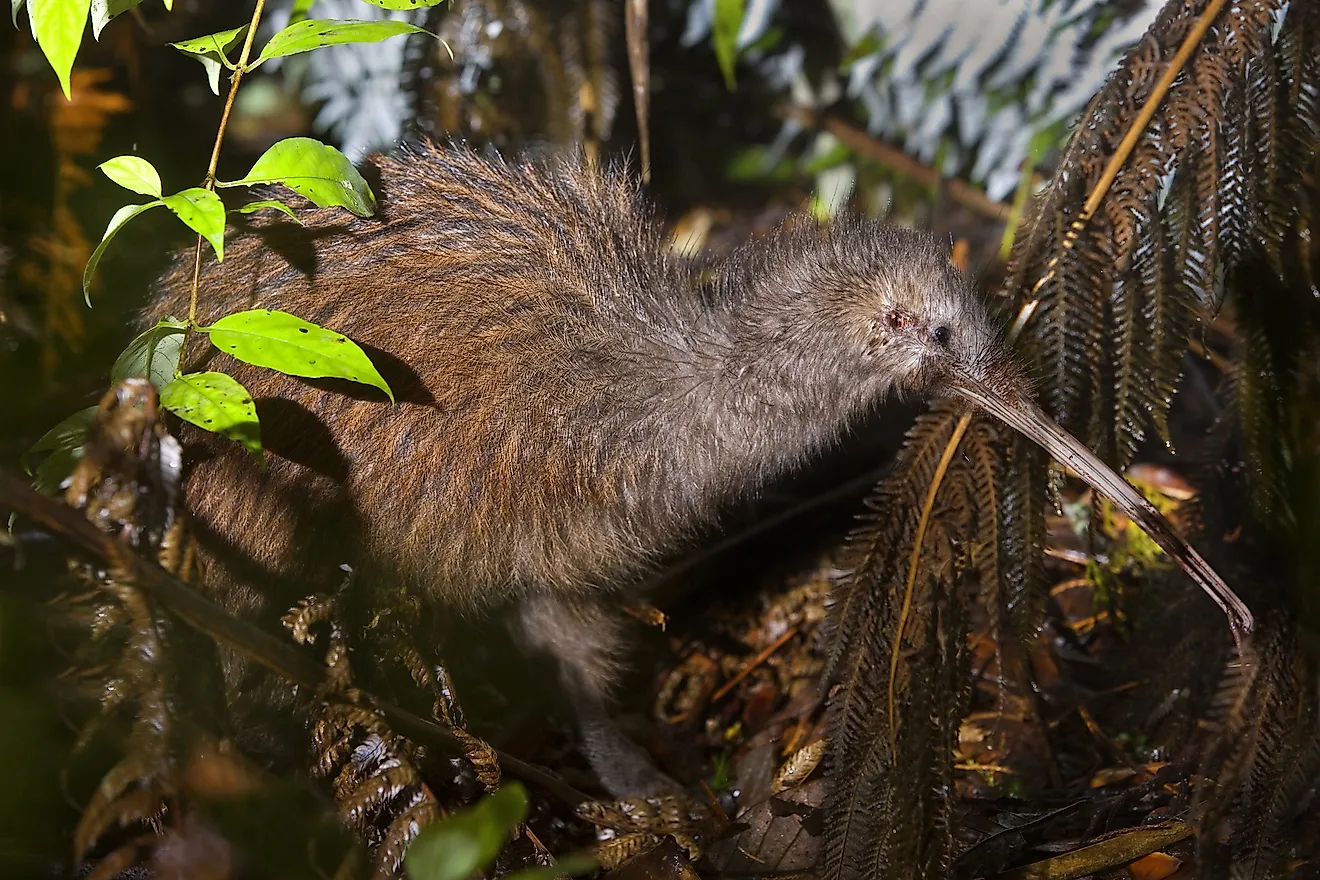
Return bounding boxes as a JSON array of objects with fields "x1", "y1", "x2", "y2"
[{"x1": 932, "y1": 325, "x2": 951, "y2": 346}]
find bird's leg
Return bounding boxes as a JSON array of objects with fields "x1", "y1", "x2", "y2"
[{"x1": 512, "y1": 591, "x2": 680, "y2": 798}]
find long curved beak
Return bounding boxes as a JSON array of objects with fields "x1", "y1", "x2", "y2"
[{"x1": 949, "y1": 374, "x2": 1254, "y2": 644}]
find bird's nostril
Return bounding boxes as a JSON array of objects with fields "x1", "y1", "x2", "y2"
[{"x1": 933, "y1": 325, "x2": 951, "y2": 346}]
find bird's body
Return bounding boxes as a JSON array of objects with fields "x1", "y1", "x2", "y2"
[{"x1": 147, "y1": 140, "x2": 1016, "y2": 795}]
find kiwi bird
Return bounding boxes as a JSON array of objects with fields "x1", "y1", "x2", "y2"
[{"x1": 146, "y1": 139, "x2": 1249, "y2": 797}]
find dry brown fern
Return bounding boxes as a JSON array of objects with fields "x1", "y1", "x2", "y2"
[{"x1": 53, "y1": 380, "x2": 206, "y2": 878}]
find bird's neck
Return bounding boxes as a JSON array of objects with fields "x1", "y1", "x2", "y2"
[{"x1": 633, "y1": 290, "x2": 888, "y2": 518}]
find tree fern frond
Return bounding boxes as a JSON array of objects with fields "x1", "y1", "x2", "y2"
[{"x1": 825, "y1": 1, "x2": 1320, "y2": 876}]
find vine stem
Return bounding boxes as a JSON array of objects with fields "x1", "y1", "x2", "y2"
[{"x1": 179, "y1": 0, "x2": 268, "y2": 366}]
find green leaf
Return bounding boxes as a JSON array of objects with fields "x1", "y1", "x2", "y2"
[
  {"x1": 357, "y1": 0, "x2": 446, "y2": 8},
  {"x1": 501, "y1": 854, "x2": 599, "y2": 880},
  {"x1": 712, "y1": 0, "x2": 744, "y2": 90},
  {"x1": 29, "y1": 0, "x2": 92, "y2": 99},
  {"x1": 98, "y1": 155, "x2": 162, "y2": 197},
  {"x1": 162, "y1": 187, "x2": 225, "y2": 260},
  {"x1": 169, "y1": 24, "x2": 247, "y2": 94},
  {"x1": 22, "y1": 406, "x2": 97, "y2": 482},
  {"x1": 404, "y1": 784, "x2": 528, "y2": 880},
  {"x1": 160, "y1": 371, "x2": 261, "y2": 458},
  {"x1": 224, "y1": 137, "x2": 375, "y2": 217},
  {"x1": 203, "y1": 309, "x2": 394, "y2": 402},
  {"x1": 237, "y1": 198, "x2": 299, "y2": 221},
  {"x1": 90, "y1": 0, "x2": 143, "y2": 39},
  {"x1": 287, "y1": 0, "x2": 314, "y2": 26},
  {"x1": 84, "y1": 201, "x2": 162, "y2": 304},
  {"x1": 111, "y1": 318, "x2": 187, "y2": 389},
  {"x1": 251, "y1": 19, "x2": 434, "y2": 68}
]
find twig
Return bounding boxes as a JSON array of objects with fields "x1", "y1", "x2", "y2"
[
  {"x1": 179, "y1": 0, "x2": 268, "y2": 365},
  {"x1": 711, "y1": 626, "x2": 798, "y2": 703},
  {"x1": 777, "y1": 105, "x2": 1011, "y2": 222},
  {"x1": 0, "y1": 466, "x2": 592, "y2": 808}
]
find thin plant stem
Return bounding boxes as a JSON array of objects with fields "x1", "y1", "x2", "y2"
[{"x1": 179, "y1": 0, "x2": 269, "y2": 367}]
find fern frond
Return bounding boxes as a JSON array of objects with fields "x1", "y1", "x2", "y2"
[{"x1": 824, "y1": 0, "x2": 1320, "y2": 876}]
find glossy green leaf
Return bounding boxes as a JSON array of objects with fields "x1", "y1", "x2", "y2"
[
  {"x1": 162, "y1": 187, "x2": 225, "y2": 260},
  {"x1": 237, "y1": 198, "x2": 299, "y2": 221},
  {"x1": 225, "y1": 137, "x2": 375, "y2": 217},
  {"x1": 251, "y1": 19, "x2": 433, "y2": 68},
  {"x1": 357, "y1": 0, "x2": 446, "y2": 8},
  {"x1": 29, "y1": 0, "x2": 92, "y2": 99},
  {"x1": 169, "y1": 24, "x2": 247, "y2": 94},
  {"x1": 404, "y1": 784, "x2": 528, "y2": 880},
  {"x1": 90, "y1": 0, "x2": 142, "y2": 39},
  {"x1": 22, "y1": 406, "x2": 97, "y2": 481},
  {"x1": 111, "y1": 318, "x2": 187, "y2": 389},
  {"x1": 98, "y1": 155, "x2": 161, "y2": 197},
  {"x1": 161, "y1": 371, "x2": 261, "y2": 458},
  {"x1": 203, "y1": 309, "x2": 394, "y2": 402},
  {"x1": 712, "y1": 0, "x2": 744, "y2": 90},
  {"x1": 84, "y1": 201, "x2": 162, "y2": 303}
]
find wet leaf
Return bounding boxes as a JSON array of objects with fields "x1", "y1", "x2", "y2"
[
  {"x1": 162, "y1": 187, "x2": 225, "y2": 260},
  {"x1": 98, "y1": 155, "x2": 161, "y2": 197},
  {"x1": 404, "y1": 783, "x2": 528, "y2": 880},
  {"x1": 203, "y1": 309, "x2": 394, "y2": 401},
  {"x1": 226, "y1": 137, "x2": 375, "y2": 217},
  {"x1": 28, "y1": 0, "x2": 91, "y2": 99},
  {"x1": 160, "y1": 371, "x2": 261, "y2": 458},
  {"x1": 111, "y1": 318, "x2": 187, "y2": 389}
]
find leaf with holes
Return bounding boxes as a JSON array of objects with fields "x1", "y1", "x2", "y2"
[
  {"x1": 203, "y1": 309, "x2": 394, "y2": 402},
  {"x1": 169, "y1": 24, "x2": 247, "y2": 94},
  {"x1": 90, "y1": 0, "x2": 142, "y2": 39},
  {"x1": 161, "y1": 372, "x2": 261, "y2": 458},
  {"x1": 111, "y1": 318, "x2": 187, "y2": 389},
  {"x1": 224, "y1": 137, "x2": 375, "y2": 217},
  {"x1": 84, "y1": 201, "x2": 163, "y2": 303},
  {"x1": 251, "y1": 19, "x2": 434, "y2": 68},
  {"x1": 99, "y1": 155, "x2": 161, "y2": 197},
  {"x1": 28, "y1": 0, "x2": 91, "y2": 99},
  {"x1": 162, "y1": 187, "x2": 225, "y2": 260}
]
